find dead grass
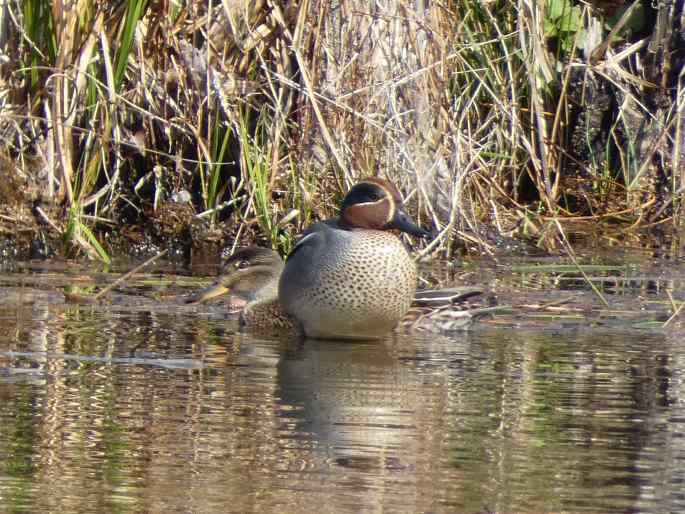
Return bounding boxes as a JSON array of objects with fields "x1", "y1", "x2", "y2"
[{"x1": 0, "y1": 0, "x2": 682, "y2": 259}]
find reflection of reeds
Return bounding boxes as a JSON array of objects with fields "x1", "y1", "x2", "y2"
[{"x1": 1, "y1": 1, "x2": 682, "y2": 258}]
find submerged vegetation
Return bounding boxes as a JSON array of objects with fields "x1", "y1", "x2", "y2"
[{"x1": 0, "y1": 0, "x2": 682, "y2": 261}]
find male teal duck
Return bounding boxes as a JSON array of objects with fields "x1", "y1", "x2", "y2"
[
  {"x1": 279, "y1": 178, "x2": 430, "y2": 339},
  {"x1": 190, "y1": 178, "x2": 430, "y2": 339}
]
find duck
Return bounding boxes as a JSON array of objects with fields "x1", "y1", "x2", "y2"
[
  {"x1": 189, "y1": 246, "x2": 296, "y2": 330},
  {"x1": 278, "y1": 178, "x2": 430, "y2": 339}
]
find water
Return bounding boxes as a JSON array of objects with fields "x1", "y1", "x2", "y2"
[{"x1": 1, "y1": 259, "x2": 685, "y2": 514}]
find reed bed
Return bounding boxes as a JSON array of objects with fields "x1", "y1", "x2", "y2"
[{"x1": 0, "y1": 0, "x2": 682, "y2": 260}]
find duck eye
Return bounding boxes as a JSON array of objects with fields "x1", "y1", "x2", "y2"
[{"x1": 237, "y1": 260, "x2": 250, "y2": 270}]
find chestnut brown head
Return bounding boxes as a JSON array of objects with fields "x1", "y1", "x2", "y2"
[{"x1": 339, "y1": 178, "x2": 430, "y2": 238}]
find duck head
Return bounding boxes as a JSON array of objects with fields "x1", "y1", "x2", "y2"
[
  {"x1": 187, "y1": 247, "x2": 283, "y2": 304},
  {"x1": 338, "y1": 178, "x2": 430, "y2": 238}
]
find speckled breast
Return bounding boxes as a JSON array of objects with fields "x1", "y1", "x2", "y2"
[{"x1": 279, "y1": 230, "x2": 417, "y2": 339}]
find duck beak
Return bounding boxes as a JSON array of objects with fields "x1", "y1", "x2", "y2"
[
  {"x1": 186, "y1": 282, "x2": 230, "y2": 304},
  {"x1": 388, "y1": 207, "x2": 432, "y2": 239}
]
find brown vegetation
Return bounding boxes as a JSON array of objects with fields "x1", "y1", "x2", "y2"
[{"x1": 0, "y1": 0, "x2": 683, "y2": 261}]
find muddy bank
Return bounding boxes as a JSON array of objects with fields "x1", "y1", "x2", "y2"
[
  {"x1": 0, "y1": 179, "x2": 681, "y2": 268},
  {"x1": 0, "y1": 191, "x2": 267, "y2": 266}
]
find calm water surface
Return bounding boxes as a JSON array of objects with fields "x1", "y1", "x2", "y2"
[{"x1": 1, "y1": 257, "x2": 684, "y2": 514}]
